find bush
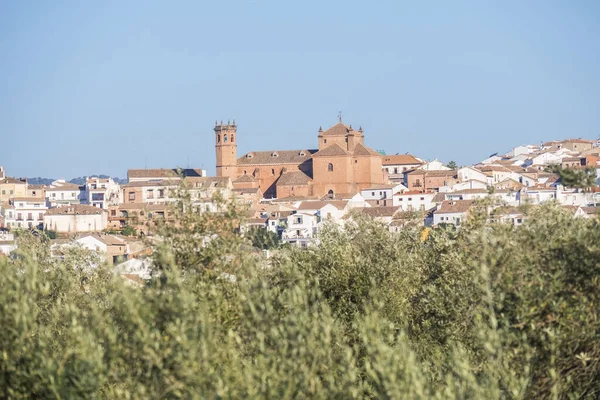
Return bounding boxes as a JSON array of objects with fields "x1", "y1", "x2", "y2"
[{"x1": 1, "y1": 200, "x2": 599, "y2": 398}]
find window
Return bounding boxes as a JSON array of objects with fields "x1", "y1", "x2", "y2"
[
  {"x1": 420, "y1": 197, "x2": 425, "y2": 200},
  {"x1": 324, "y1": 139, "x2": 327, "y2": 144},
  {"x1": 158, "y1": 189, "x2": 165, "y2": 198},
  {"x1": 371, "y1": 192, "x2": 375, "y2": 196},
  {"x1": 394, "y1": 168, "x2": 398, "y2": 174},
  {"x1": 231, "y1": 134, "x2": 234, "y2": 142},
  {"x1": 27, "y1": 213, "x2": 33, "y2": 221},
  {"x1": 217, "y1": 134, "x2": 221, "y2": 143},
  {"x1": 271, "y1": 169, "x2": 275, "y2": 175},
  {"x1": 10, "y1": 190, "x2": 13, "y2": 195},
  {"x1": 327, "y1": 163, "x2": 334, "y2": 172},
  {"x1": 224, "y1": 134, "x2": 228, "y2": 142},
  {"x1": 38, "y1": 213, "x2": 43, "y2": 220},
  {"x1": 296, "y1": 229, "x2": 301, "y2": 236},
  {"x1": 295, "y1": 217, "x2": 302, "y2": 224},
  {"x1": 32, "y1": 191, "x2": 36, "y2": 196},
  {"x1": 1, "y1": 190, "x2": 4, "y2": 195},
  {"x1": 147, "y1": 190, "x2": 154, "y2": 199},
  {"x1": 327, "y1": 189, "x2": 334, "y2": 199},
  {"x1": 408, "y1": 198, "x2": 412, "y2": 201},
  {"x1": 61, "y1": 193, "x2": 64, "y2": 199},
  {"x1": 129, "y1": 192, "x2": 135, "y2": 201},
  {"x1": 111, "y1": 210, "x2": 116, "y2": 216}
]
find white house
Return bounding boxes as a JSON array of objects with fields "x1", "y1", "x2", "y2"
[
  {"x1": 46, "y1": 180, "x2": 83, "y2": 207},
  {"x1": 433, "y1": 200, "x2": 474, "y2": 226},
  {"x1": 393, "y1": 191, "x2": 437, "y2": 212},
  {"x1": 505, "y1": 145, "x2": 536, "y2": 158},
  {"x1": 282, "y1": 213, "x2": 318, "y2": 248},
  {"x1": 519, "y1": 187, "x2": 558, "y2": 205},
  {"x1": 82, "y1": 177, "x2": 121, "y2": 209},
  {"x1": 4, "y1": 197, "x2": 47, "y2": 229},
  {"x1": 44, "y1": 204, "x2": 108, "y2": 233},
  {"x1": 419, "y1": 159, "x2": 451, "y2": 171},
  {"x1": 361, "y1": 183, "x2": 406, "y2": 207},
  {"x1": 295, "y1": 200, "x2": 350, "y2": 224},
  {"x1": 0, "y1": 231, "x2": 16, "y2": 255},
  {"x1": 480, "y1": 155, "x2": 504, "y2": 165},
  {"x1": 457, "y1": 167, "x2": 488, "y2": 183},
  {"x1": 445, "y1": 188, "x2": 519, "y2": 206}
]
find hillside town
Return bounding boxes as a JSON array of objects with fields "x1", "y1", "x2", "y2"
[{"x1": 1, "y1": 120, "x2": 600, "y2": 265}]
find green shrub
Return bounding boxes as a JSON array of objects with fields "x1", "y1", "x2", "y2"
[{"x1": 1, "y1": 200, "x2": 598, "y2": 399}]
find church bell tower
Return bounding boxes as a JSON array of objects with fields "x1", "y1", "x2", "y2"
[{"x1": 215, "y1": 120, "x2": 238, "y2": 179}]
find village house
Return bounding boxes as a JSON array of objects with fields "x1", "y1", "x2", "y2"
[
  {"x1": 543, "y1": 139, "x2": 594, "y2": 152},
  {"x1": 0, "y1": 231, "x2": 17, "y2": 255},
  {"x1": 433, "y1": 200, "x2": 474, "y2": 226},
  {"x1": 127, "y1": 168, "x2": 207, "y2": 183},
  {"x1": 282, "y1": 212, "x2": 319, "y2": 247},
  {"x1": 393, "y1": 191, "x2": 437, "y2": 212},
  {"x1": 0, "y1": 176, "x2": 27, "y2": 204},
  {"x1": 82, "y1": 177, "x2": 121, "y2": 209},
  {"x1": 405, "y1": 169, "x2": 459, "y2": 192},
  {"x1": 361, "y1": 183, "x2": 406, "y2": 207},
  {"x1": 381, "y1": 154, "x2": 424, "y2": 184},
  {"x1": 4, "y1": 197, "x2": 47, "y2": 229},
  {"x1": 44, "y1": 204, "x2": 108, "y2": 233},
  {"x1": 46, "y1": 180, "x2": 83, "y2": 207}
]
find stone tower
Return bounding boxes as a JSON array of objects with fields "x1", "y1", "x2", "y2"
[{"x1": 215, "y1": 120, "x2": 238, "y2": 179}]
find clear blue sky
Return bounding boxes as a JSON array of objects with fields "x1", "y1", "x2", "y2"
[{"x1": 1, "y1": 1, "x2": 599, "y2": 179}]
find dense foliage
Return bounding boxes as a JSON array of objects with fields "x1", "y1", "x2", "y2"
[{"x1": 1, "y1": 200, "x2": 599, "y2": 399}]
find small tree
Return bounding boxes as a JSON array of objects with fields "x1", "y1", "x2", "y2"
[
  {"x1": 446, "y1": 160, "x2": 458, "y2": 169},
  {"x1": 245, "y1": 227, "x2": 280, "y2": 250},
  {"x1": 121, "y1": 226, "x2": 137, "y2": 237},
  {"x1": 547, "y1": 165, "x2": 597, "y2": 191}
]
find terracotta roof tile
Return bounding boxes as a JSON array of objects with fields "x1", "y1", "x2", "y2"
[
  {"x1": 237, "y1": 149, "x2": 317, "y2": 165},
  {"x1": 435, "y1": 200, "x2": 474, "y2": 214},
  {"x1": 320, "y1": 122, "x2": 357, "y2": 136},
  {"x1": 233, "y1": 174, "x2": 257, "y2": 183},
  {"x1": 352, "y1": 143, "x2": 380, "y2": 156},
  {"x1": 382, "y1": 154, "x2": 423, "y2": 166},
  {"x1": 277, "y1": 171, "x2": 312, "y2": 186},
  {"x1": 296, "y1": 200, "x2": 347, "y2": 211},
  {"x1": 127, "y1": 168, "x2": 204, "y2": 180},
  {"x1": 313, "y1": 143, "x2": 350, "y2": 157}
]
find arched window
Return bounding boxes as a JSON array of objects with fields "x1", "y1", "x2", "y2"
[
  {"x1": 231, "y1": 134, "x2": 234, "y2": 142},
  {"x1": 327, "y1": 163, "x2": 334, "y2": 172},
  {"x1": 217, "y1": 134, "x2": 221, "y2": 143},
  {"x1": 224, "y1": 134, "x2": 228, "y2": 142},
  {"x1": 327, "y1": 189, "x2": 334, "y2": 199},
  {"x1": 243, "y1": 170, "x2": 247, "y2": 175},
  {"x1": 271, "y1": 168, "x2": 275, "y2": 175}
]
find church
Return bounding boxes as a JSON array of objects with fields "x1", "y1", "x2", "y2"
[{"x1": 215, "y1": 120, "x2": 385, "y2": 199}]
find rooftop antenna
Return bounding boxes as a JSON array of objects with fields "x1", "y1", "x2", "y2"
[{"x1": 338, "y1": 111, "x2": 342, "y2": 122}]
